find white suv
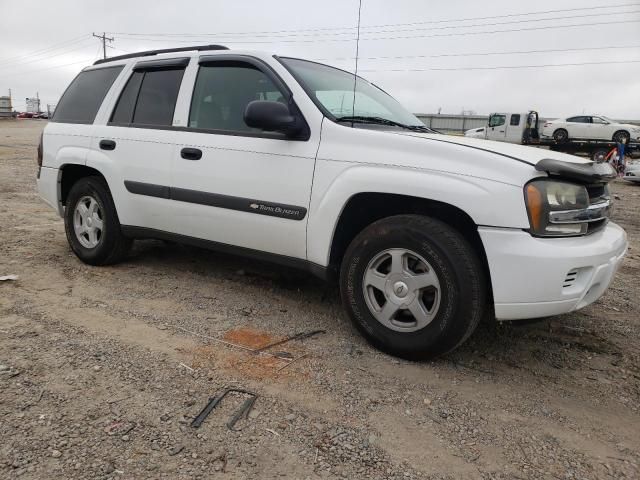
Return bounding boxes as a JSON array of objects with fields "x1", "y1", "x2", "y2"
[{"x1": 37, "y1": 45, "x2": 627, "y2": 359}]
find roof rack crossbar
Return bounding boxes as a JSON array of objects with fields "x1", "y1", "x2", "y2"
[{"x1": 93, "y1": 44, "x2": 229, "y2": 65}]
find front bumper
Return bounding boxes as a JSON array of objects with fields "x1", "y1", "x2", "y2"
[{"x1": 479, "y1": 223, "x2": 628, "y2": 320}]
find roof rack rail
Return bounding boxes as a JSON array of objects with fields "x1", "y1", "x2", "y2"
[{"x1": 93, "y1": 44, "x2": 229, "y2": 65}]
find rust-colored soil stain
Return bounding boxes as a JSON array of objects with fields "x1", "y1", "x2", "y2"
[
  {"x1": 222, "y1": 326, "x2": 284, "y2": 350},
  {"x1": 188, "y1": 327, "x2": 309, "y2": 379}
]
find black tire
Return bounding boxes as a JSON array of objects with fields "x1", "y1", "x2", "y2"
[
  {"x1": 64, "y1": 176, "x2": 131, "y2": 265},
  {"x1": 613, "y1": 130, "x2": 630, "y2": 143},
  {"x1": 339, "y1": 215, "x2": 487, "y2": 360},
  {"x1": 553, "y1": 129, "x2": 569, "y2": 143}
]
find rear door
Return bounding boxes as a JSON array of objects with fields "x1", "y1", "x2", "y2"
[
  {"x1": 486, "y1": 114, "x2": 507, "y2": 141},
  {"x1": 88, "y1": 58, "x2": 188, "y2": 232},
  {"x1": 43, "y1": 65, "x2": 124, "y2": 211},
  {"x1": 504, "y1": 113, "x2": 522, "y2": 143},
  {"x1": 169, "y1": 56, "x2": 321, "y2": 259},
  {"x1": 565, "y1": 116, "x2": 590, "y2": 139}
]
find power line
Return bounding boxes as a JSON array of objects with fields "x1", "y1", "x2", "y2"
[
  {"x1": 113, "y1": 18, "x2": 640, "y2": 45},
  {"x1": 357, "y1": 19, "x2": 640, "y2": 42},
  {"x1": 354, "y1": 10, "x2": 640, "y2": 36},
  {"x1": 0, "y1": 41, "x2": 96, "y2": 70},
  {"x1": 361, "y1": 2, "x2": 640, "y2": 29},
  {"x1": 315, "y1": 44, "x2": 640, "y2": 61},
  {"x1": 104, "y1": 2, "x2": 640, "y2": 37},
  {"x1": 0, "y1": 57, "x2": 92, "y2": 81},
  {"x1": 359, "y1": 59, "x2": 640, "y2": 72},
  {"x1": 0, "y1": 35, "x2": 92, "y2": 67},
  {"x1": 110, "y1": 9, "x2": 640, "y2": 40}
]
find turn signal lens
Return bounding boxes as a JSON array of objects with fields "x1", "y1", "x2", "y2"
[{"x1": 525, "y1": 183, "x2": 543, "y2": 231}]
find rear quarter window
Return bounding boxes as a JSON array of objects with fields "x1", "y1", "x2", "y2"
[{"x1": 51, "y1": 66, "x2": 123, "y2": 124}]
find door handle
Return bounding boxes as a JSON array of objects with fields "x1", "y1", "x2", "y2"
[
  {"x1": 181, "y1": 147, "x2": 202, "y2": 160},
  {"x1": 99, "y1": 139, "x2": 116, "y2": 151}
]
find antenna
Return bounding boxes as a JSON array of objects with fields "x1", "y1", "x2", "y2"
[{"x1": 351, "y1": 0, "x2": 363, "y2": 118}]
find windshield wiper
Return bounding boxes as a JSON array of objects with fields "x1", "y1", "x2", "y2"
[{"x1": 335, "y1": 115, "x2": 437, "y2": 133}]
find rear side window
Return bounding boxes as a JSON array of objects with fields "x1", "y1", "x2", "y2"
[
  {"x1": 110, "y1": 71, "x2": 144, "y2": 124},
  {"x1": 510, "y1": 114, "x2": 520, "y2": 126},
  {"x1": 567, "y1": 116, "x2": 589, "y2": 123},
  {"x1": 110, "y1": 67, "x2": 185, "y2": 127},
  {"x1": 52, "y1": 66, "x2": 123, "y2": 124}
]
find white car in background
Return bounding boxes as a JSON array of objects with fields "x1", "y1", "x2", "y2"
[
  {"x1": 542, "y1": 115, "x2": 640, "y2": 144},
  {"x1": 624, "y1": 162, "x2": 640, "y2": 184}
]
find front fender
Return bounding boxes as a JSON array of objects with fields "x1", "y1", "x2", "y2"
[{"x1": 306, "y1": 162, "x2": 529, "y2": 267}]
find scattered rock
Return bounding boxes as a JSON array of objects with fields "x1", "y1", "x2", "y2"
[{"x1": 168, "y1": 445, "x2": 184, "y2": 456}]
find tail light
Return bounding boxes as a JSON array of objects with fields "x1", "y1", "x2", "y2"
[
  {"x1": 36, "y1": 133, "x2": 43, "y2": 179},
  {"x1": 37, "y1": 132, "x2": 43, "y2": 167},
  {"x1": 543, "y1": 122, "x2": 553, "y2": 128}
]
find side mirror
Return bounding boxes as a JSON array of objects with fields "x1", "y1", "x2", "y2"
[{"x1": 244, "y1": 100, "x2": 301, "y2": 137}]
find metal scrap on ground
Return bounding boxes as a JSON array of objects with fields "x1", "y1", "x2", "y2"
[{"x1": 191, "y1": 387, "x2": 258, "y2": 431}]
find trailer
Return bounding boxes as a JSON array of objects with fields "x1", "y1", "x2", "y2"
[
  {"x1": 548, "y1": 139, "x2": 640, "y2": 162},
  {"x1": 466, "y1": 111, "x2": 640, "y2": 162}
]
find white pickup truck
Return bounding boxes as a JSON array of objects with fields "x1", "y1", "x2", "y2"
[{"x1": 37, "y1": 45, "x2": 627, "y2": 359}]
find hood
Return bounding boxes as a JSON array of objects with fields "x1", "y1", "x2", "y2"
[{"x1": 395, "y1": 132, "x2": 591, "y2": 166}]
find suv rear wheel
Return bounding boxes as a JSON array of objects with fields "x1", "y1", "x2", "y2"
[
  {"x1": 339, "y1": 215, "x2": 486, "y2": 360},
  {"x1": 64, "y1": 176, "x2": 131, "y2": 265}
]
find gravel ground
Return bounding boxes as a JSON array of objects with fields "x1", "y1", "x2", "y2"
[{"x1": 1, "y1": 119, "x2": 639, "y2": 479}]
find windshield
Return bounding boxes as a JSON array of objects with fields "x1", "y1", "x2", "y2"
[
  {"x1": 279, "y1": 57, "x2": 424, "y2": 127},
  {"x1": 599, "y1": 115, "x2": 614, "y2": 123}
]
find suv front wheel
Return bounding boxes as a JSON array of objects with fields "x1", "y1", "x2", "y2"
[
  {"x1": 64, "y1": 176, "x2": 131, "y2": 265},
  {"x1": 340, "y1": 215, "x2": 486, "y2": 359}
]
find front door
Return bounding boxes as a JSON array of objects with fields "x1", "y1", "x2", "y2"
[{"x1": 170, "y1": 57, "x2": 320, "y2": 260}]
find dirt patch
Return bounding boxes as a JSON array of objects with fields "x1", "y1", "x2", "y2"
[{"x1": 1, "y1": 120, "x2": 639, "y2": 479}]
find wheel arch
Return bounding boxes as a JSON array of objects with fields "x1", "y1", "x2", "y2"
[
  {"x1": 58, "y1": 163, "x2": 108, "y2": 207},
  {"x1": 326, "y1": 192, "x2": 493, "y2": 301}
]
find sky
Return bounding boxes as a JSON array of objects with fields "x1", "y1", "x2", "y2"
[{"x1": 1, "y1": 0, "x2": 639, "y2": 119}]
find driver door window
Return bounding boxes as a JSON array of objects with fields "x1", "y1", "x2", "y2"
[
  {"x1": 489, "y1": 115, "x2": 506, "y2": 128},
  {"x1": 188, "y1": 62, "x2": 286, "y2": 133}
]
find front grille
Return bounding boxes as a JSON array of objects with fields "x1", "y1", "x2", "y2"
[{"x1": 585, "y1": 183, "x2": 610, "y2": 234}]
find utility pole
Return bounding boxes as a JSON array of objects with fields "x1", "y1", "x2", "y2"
[{"x1": 92, "y1": 32, "x2": 114, "y2": 60}]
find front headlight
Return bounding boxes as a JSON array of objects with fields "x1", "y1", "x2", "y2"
[{"x1": 524, "y1": 180, "x2": 591, "y2": 236}]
